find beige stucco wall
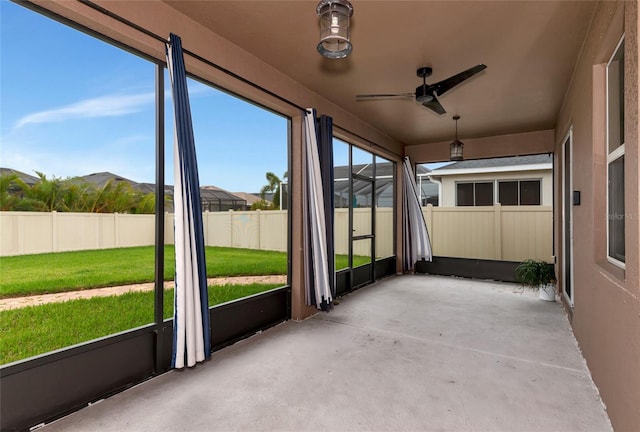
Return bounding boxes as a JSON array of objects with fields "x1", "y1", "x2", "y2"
[
  {"x1": 554, "y1": 2, "x2": 640, "y2": 431},
  {"x1": 406, "y1": 129, "x2": 555, "y2": 163},
  {"x1": 435, "y1": 169, "x2": 552, "y2": 207}
]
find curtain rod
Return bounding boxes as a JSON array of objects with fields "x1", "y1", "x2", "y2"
[{"x1": 78, "y1": 0, "x2": 311, "y2": 115}]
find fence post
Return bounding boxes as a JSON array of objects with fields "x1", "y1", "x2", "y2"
[
  {"x1": 114, "y1": 212, "x2": 119, "y2": 248},
  {"x1": 494, "y1": 204, "x2": 502, "y2": 260},
  {"x1": 162, "y1": 211, "x2": 174, "y2": 245},
  {"x1": 228, "y1": 209, "x2": 234, "y2": 248},
  {"x1": 203, "y1": 210, "x2": 209, "y2": 246},
  {"x1": 425, "y1": 204, "x2": 434, "y2": 238},
  {"x1": 52, "y1": 211, "x2": 58, "y2": 253},
  {"x1": 256, "y1": 209, "x2": 262, "y2": 250}
]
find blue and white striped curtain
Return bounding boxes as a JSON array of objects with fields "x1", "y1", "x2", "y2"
[
  {"x1": 402, "y1": 156, "x2": 432, "y2": 271},
  {"x1": 303, "y1": 110, "x2": 335, "y2": 310},
  {"x1": 166, "y1": 33, "x2": 211, "y2": 368}
]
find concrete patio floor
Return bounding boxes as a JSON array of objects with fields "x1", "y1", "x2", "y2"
[{"x1": 42, "y1": 275, "x2": 612, "y2": 432}]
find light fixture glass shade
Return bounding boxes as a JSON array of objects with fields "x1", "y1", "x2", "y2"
[
  {"x1": 450, "y1": 115, "x2": 464, "y2": 161},
  {"x1": 317, "y1": 0, "x2": 353, "y2": 59},
  {"x1": 450, "y1": 139, "x2": 464, "y2": 161}
]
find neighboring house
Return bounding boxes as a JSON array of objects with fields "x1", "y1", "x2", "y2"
[
  {"x1": 416, "y1": 173, "x2": 440, "y2": 206},
  {"x1": 254, "y1": 188, "x2": 290, "y2": 210},
  {"x1": 1, "y1": 169, "x2": 247, "y2": 212},
  {"x1": 80, "y1": 172, "x2": 142, "y2": 189},
  {"x1": 83, "y1": 173, "x2": 248, "y2": 212},
  {"x1": 0, "y1": 168, "x2": 39, "y2": 199},
  {"x1": 232, "y1": 191, "x2": 263, "y2": 208},
  {"x1": 422, "y1": 154, "x2": 552, "y2": 207},
  {"x1": 333, "y1": 162, "x2": 428, "y2": 208},
  {"x1": 0, "y1": 168, "x2": 39, "y2": 187},
  {"x1": 199, "y1": 185, "x2": 247, "y2": 211}
]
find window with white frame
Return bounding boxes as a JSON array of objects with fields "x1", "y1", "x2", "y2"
[{"x1": 607, "y1": 36, "x2": 625, "y2": 266}]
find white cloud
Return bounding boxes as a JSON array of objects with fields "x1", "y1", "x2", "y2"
[
  {"x1": 14, "y1": 92, "x2": 154, "y2": 129},
  {"x1": 2, "y1": 149, "x2": 153, "y2": 184},
  {"x1": 0, "y1": 133, "x2": 156, "y2": 183}
]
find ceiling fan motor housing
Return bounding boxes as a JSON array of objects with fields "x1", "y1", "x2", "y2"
[
  {"x1": 415, "y1": 85, "x2": 434, "y2": 103},
  {"x1": 415, "y1": 67, "x2": 434, "y2": 102}
]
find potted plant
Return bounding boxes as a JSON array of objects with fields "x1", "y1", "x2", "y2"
[{"x1": 515, "y1": 259, "x2": 556, "y2": 301}]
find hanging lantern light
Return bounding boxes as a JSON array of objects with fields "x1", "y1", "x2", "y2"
[
  {"x1": 450, "y1": 115, "x2": 464, "y2": 161},
  {"x1": 316, "y1": 0, "x2": 353, "y2": 59}
]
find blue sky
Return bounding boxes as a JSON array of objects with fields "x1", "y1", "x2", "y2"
[
  {"x1": 0, "y1": 2, "x2": 445, "y2": 193},
  {"x1": 0, "y1": 1, "x2": 288, "y2": 193}
]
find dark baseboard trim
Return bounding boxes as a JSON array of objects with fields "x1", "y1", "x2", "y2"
[
  {"x1": 210, "y1": 286, "x2": 290, "y2": 352},
  {"x1": 336, "y1": 256, "x2": 397, "y2": 297},
  {"x1": 1, "y1": 286, "x2": 290, "y2": 432},
  {"x1": 415, "y1": 256, "x2": 520, "y2": 283}
]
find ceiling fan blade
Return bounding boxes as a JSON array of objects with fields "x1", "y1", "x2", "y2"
[
  {"x1": 431, "y1": 64, "x2": 487, "y2": 96},
  {"x1": 422, "y1": 95, "x2": 446, "y2": 115},
  {"x1": 355, "y1": 93, "x2": 415, "y2": 100}
]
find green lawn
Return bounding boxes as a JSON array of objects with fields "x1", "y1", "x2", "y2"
[
  {"x1": 0, "y1": 246, "x2": 287, "y2": 297},
  {"x1": 0, "y1": 246, "x2": 368, "y2": 297},
  {"x1": 0, "y1": 283, "x2": 280, "y2": 365},
  {"x1": 0, "y1": 246, "x2": 375, "y2": 364}
]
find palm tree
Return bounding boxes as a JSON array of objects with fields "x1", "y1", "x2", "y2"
[
  {"x1": 260, "y1": 171, "x2": 281, "y2": 209},
  {"x1": 1, "y1": 172, "x2": 161, "y2": 214},
  {"x1": 279, "y1": 171, "x2": 288, "y2": 210},
  {"x1": 132, "y1": 192, "x2": 156, "y2": 214},
  {"x1": 17, "y1": 172, "x2": 67, "y2": 211},
  {"x1": 59, "y1": 179, "x2": 94, "y2": 212},
  {"x1": 89, "y1": 180, "x2": 138, "y2": 213},
  {"x1": 0, "y1": 173, "x2": 24, "y2": 210}
]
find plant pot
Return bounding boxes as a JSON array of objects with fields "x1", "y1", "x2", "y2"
[{"x1": 539, "y1": 283, "x2": 556, "y2": 301}]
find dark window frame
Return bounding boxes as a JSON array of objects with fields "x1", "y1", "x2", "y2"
[
  {"x1": 456, "y1": 181, "x2": 494, "y2": 207},
  {"x1": 497, "y1": 179, "x2": 542, "y2": 206}
]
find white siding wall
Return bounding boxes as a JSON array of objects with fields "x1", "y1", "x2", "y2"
[{"x1": 438, "y1": 169, "x2": 553, "y2": 206}]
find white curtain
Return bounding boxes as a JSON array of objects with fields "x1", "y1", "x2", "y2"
[
  {"x1": 402, "y1": 156, "x2": 432, "y2": 271},
  {"x1": 166, "y1": 33, "x2": 211, "y2": 368},
  {"x1": 303, "y1": 110, "x2": 333, "y2": 309}
]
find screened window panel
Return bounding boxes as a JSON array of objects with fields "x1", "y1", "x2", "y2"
[
  {"x1": 353, "y1": 182, "x2": 373, "y2": 236},
  {"x1": 333, "y1": 139, "x2": 350, "y2": 270},
  {"x1": 498, "y1": 181, "x2": 518, "y2": 205},
  {"x1": 420, "y1": 181, "x2": 439, "y2": 206},
  {"x1": 1, "y1": 2, "x2": 158, "y2": 363},
  {"x1": 607, "y1": 41, "x2": 624, "y2": 153},
  {"x1": 608, "y1": 155, "x2": 625, "y2": 263},
  {"x1": 375, "y1": 156, "x2": 394, "y2": 259},
  {"x1": 475, "y1": 182, "x2": 494, "y2": 206},
  {"x1": 456, "y1": 183, "x2": 474, "y2": 206},
  {"x1": 352, "y1": 146, "x2": 373, "y2": 177},
  {"x1": 520, "y1": 180, "x2": 541, "y2": 205}
]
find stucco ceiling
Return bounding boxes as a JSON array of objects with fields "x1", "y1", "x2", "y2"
[{"x1": 164, "y1": 1, "x2": 596, "y2": 146}]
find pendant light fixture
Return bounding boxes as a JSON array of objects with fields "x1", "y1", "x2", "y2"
[
  {"x1": 316, "y1": 0, "x2": 353, "y2": 59},
  {"x1": 450, "y1": 115, "x2": 464, "y2": 161}
]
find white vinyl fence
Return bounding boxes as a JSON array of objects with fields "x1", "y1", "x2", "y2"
[
  {"x1": 0, "y1": 205, "x2": 552, "y2": 262},
  {"x1": 0, "y1": 211, "x2": 156, "y2": 256},
  {"x1": 424, "y1": 205, "x2": 553, "y2": 262}
]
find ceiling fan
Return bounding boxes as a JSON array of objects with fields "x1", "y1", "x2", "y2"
[{"x1": 355, "y1": 64, "x2": 487, "y2": 115}]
